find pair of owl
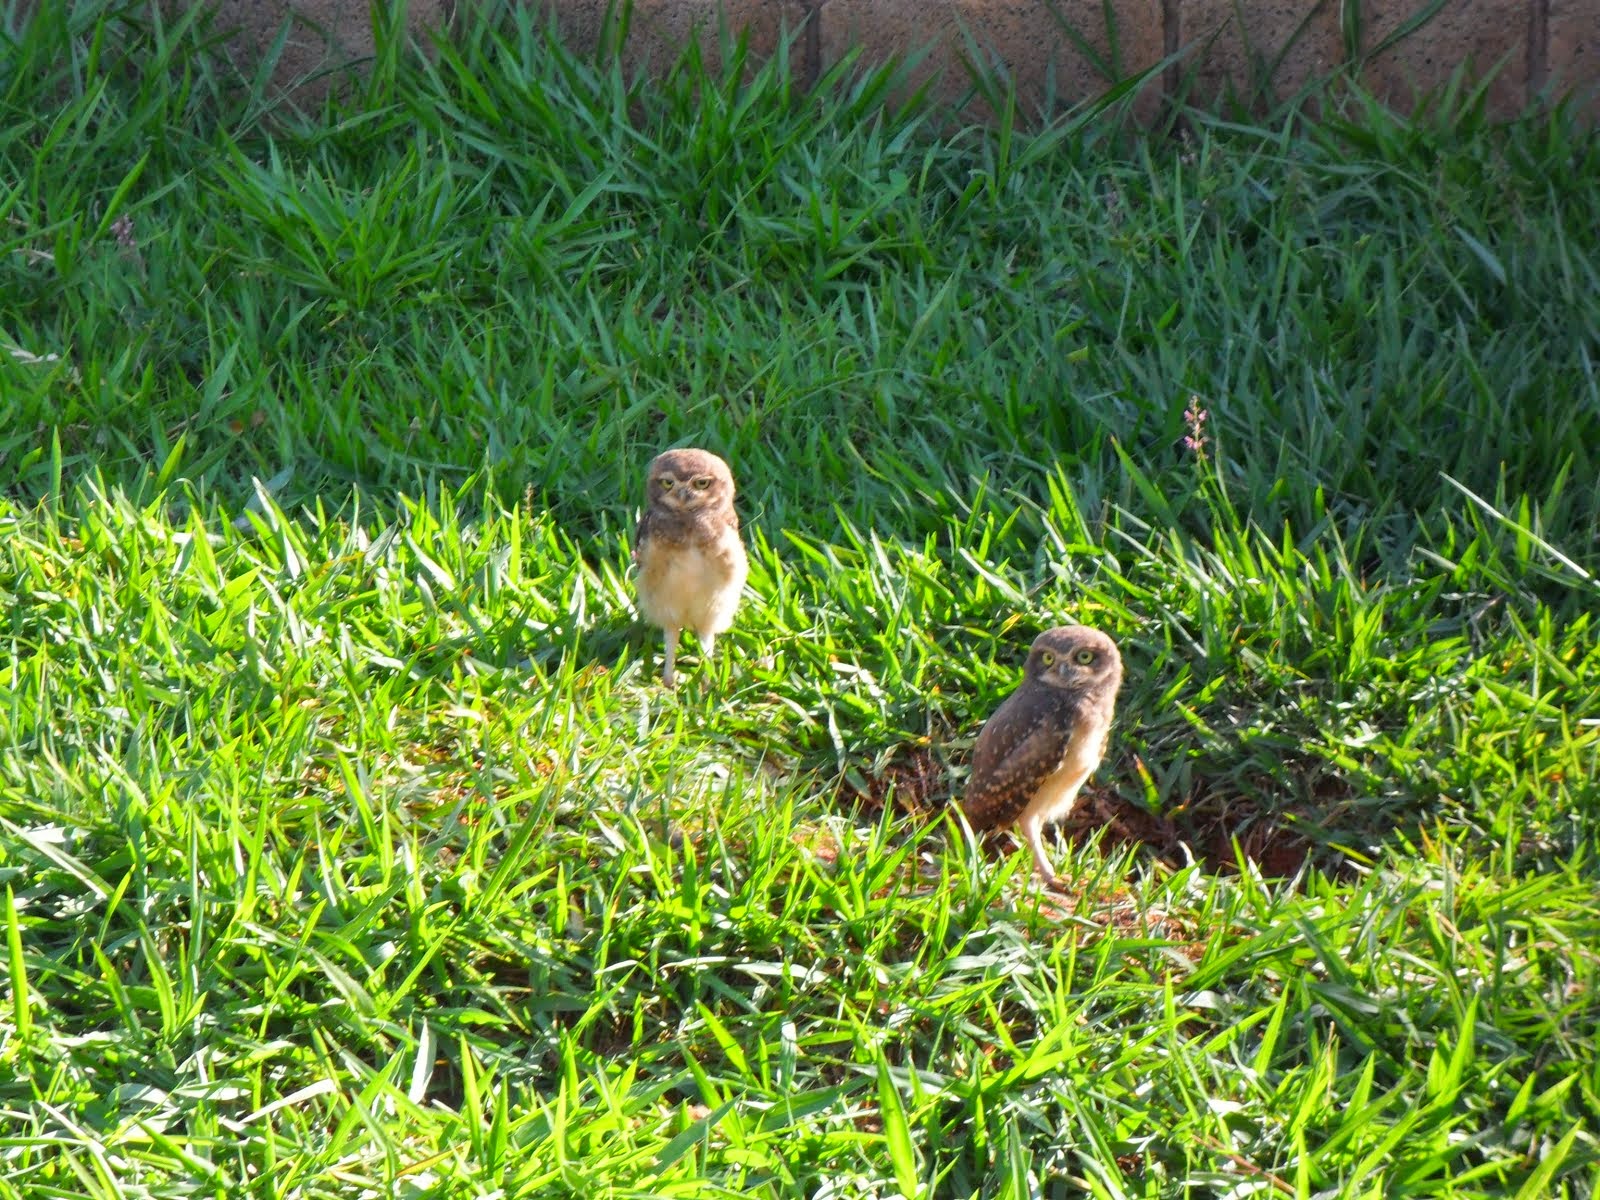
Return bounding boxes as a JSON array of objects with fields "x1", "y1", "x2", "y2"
[{"x1": 633, "y1": 447, "x2": 1122, "y2": 889}]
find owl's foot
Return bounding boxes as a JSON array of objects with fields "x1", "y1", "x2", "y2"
[
  {"x1": 1020, "y1": 819, "x2": 1063, "y2": 889},
  {"x1": 661, "y1": 627, "x2": 680, "y2": 689}
]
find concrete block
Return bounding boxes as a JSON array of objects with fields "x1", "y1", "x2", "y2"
[
  {"x1": 1359, "y1": 0, "x2": 1528, "y2": 118},
  {"x1": 1177, "y1": 0, "x2": 1344, "y2": 106},
  {"x1": 817, "y1": 0, "x2": 1166, "y2": 122}
]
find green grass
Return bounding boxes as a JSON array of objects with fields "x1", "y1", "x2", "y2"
[{"x1": 3, "y1": 1, "x2": 1599, "y2": 1195}]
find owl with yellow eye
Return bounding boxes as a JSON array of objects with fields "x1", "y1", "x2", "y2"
[
  {"x1": 962, "y1": 625, "x2": 1123, "y2": 886},
  {"x1": 631, "y1": 448, "x2": 748, "y2": 688}
]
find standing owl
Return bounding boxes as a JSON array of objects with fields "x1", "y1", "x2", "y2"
[
  {"x1": 632, "y1": 448, "x2": 748, "y2": 689},
  {"x1": 962, "y1": 626, "x2": 1123, "y2": 887}
]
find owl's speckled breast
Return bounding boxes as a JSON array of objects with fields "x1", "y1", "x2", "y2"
[{"x1": 1018, "y1": 712, "x2": 1108, "y2": 827}]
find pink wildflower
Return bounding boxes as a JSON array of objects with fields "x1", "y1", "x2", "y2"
[{"x1": 1182, "y1": 397, "x2": 1208, "y2": 455}]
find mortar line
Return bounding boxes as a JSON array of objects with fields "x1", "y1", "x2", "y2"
[
  {"x1": 801, "y1": 0, "x2": 824, "y2": 90},
  {"x1": 1161, "y1": 0, "x2": 1181, "y2": 111},
  {"x1": 1527, "y1": 0, "x2": 1549, "y2": 105}
]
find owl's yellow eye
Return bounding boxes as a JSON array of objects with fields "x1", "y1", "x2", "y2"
[
  {"x1": 658, "y1": 478, "x2": 675, "y2": 490},
  {"x1": 1074, "y1": 649, "x2": 1095, "y2": 666},
  {"x1": 1040, "y1": 651, "x2": 1055, "y2": 667},
  {"x1": 692, "y1": 476, "x2": 713, "y2": 490}
]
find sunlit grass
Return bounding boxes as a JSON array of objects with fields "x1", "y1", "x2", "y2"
[{"x1": 1, "y1": 1, "x2": 1597, "y2": 1196}]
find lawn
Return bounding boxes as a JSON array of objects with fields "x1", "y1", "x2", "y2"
[{"x1": 2, "y1": 2, "x2": 1598, "y2": 1196}]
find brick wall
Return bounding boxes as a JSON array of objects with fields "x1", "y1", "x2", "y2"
[{"x1": 210, "y1": 0, "x2": 1599, "y2": 120}]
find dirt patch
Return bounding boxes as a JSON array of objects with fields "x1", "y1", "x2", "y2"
[
  {"x1": 838, "y1": 747, "x2": 1352, "y2": 881},
  {"x1": 836, "y1": 745, "x2": 948, "y2": 816}
]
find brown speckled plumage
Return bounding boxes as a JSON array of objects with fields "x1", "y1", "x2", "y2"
[
  {"x1": 963, "y1": 626, "x2": 1122, "y2": 886},
  {"x1": 632, "y1": 448, "x2": 748, "y2": 688}
]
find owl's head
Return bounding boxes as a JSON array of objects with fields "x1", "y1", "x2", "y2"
[
  {"x1": 646, "y1": 447, "x2": 736, "y2": 513},
  {"x1": 1024, "y1": 625, "x2": 1122, "y2": 694}
]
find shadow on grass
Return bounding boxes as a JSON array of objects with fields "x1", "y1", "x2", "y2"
[{"x1": 839, "y1": 743, "x2": 1360, "y2": 882}]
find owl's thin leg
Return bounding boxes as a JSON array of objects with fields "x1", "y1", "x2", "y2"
[
  {"x1": 1016, "y1": 812, "x2": 1061, "y2": 888},
  {"x1": 662, "y1": 627, "x2": 680, "y2": 689},
  {"x1": 699, "y1": 631, "x2": 715, "y2": 666}
]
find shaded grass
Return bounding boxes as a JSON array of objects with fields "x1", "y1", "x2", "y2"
[
  {"x1": 6, "y1": 2, "x2": 1599, "y2": 543},
  {"x1": 2, "y1": 1, "x2": 1599, "y2": 1196}
]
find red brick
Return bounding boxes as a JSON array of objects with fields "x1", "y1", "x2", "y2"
[
  {"x1": 817, "y1": 0, "x2": 1166, "y2": 123},
  {"x1": 208, "y1": 0, "x2": 450, "y2": 104},
  {"x1": 1359, "y1": 0, "x2": 1528, "y2": 118},
  {"x1": 545, "y1": 0, "x2": 812, "y2": 80},
  {"x1": 1548, "y1": 0, "x2": 1600, "y2": 120},
  {"x1": 1177, "y1": 0, "x2": 1345, "y2": 107}
]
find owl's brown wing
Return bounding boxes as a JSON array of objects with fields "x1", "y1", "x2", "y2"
[{"x1": 962, "y1": 692, "x2": 1078, "y2": 830}]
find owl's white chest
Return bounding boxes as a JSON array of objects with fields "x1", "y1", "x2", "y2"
[
  {"x1": 635, "y1": 531, "x2": 747, "y2": 635},
  {"x1": 1019, "y1": 721, "x2": 1109, "y2": 827}
]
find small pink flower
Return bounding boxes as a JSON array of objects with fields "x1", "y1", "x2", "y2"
[
  {"x1": 111, "y1": 213, "x2": 136, "y2": 251},
  {"x1": 1182, "y1": 397, "x2": 1209, "y2": 454}
]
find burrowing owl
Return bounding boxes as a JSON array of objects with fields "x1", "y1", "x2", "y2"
[
  {"x1": 963, "y1": 626, "x2": 1123, "y2": 886},
  {"x1": 632, "y1": 448, "x2": 748, "y2": 688}
]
